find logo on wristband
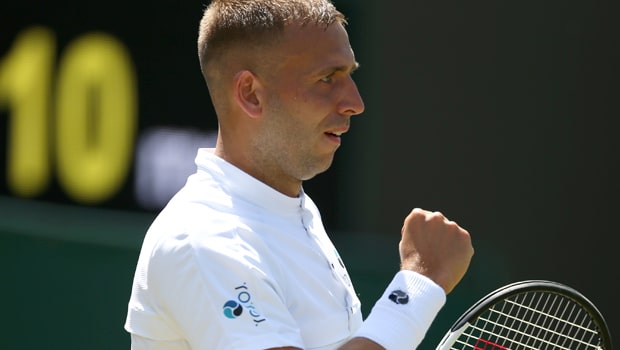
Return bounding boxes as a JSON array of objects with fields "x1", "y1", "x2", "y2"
[{"x1": 388, "y1": 290, "x2": 409, "y2": 305}]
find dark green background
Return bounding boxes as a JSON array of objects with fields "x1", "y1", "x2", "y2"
[{"x1": 1, "y1": 0, "x2": 617, "y2": 348}]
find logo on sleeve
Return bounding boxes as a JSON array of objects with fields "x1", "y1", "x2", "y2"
[
  {"x1": 222, "y1": 283, "x2": 266, "y2": 325},
  {"x1": 222, "y1": 300, "x2": 243, "y2": 318},
  {"x1": 388, "y1": 290, "x2": 409, "y2": 305}
]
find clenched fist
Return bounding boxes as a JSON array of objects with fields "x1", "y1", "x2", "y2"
[{"x1": 399, "y1": 208, "x2": 474, "y2": 294}]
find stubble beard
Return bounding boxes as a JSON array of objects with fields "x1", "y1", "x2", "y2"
[{"x1": 255, "y1": 102, "x2": 334, "y2": 184}]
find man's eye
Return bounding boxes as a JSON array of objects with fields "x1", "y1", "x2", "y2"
[{"x1": 320, "y1": 75, "x2": 333, "y2": 83}]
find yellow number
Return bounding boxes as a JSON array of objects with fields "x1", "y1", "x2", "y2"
[
  {"x1": 0, "y1": 27, "x2": 55, "y2": 197},
  {"x1": 55, "y1": 33, "x2": 137, "y2": 204},
  {"x1": 1, "y1": 28, "x2": 137, "y2": 204}
]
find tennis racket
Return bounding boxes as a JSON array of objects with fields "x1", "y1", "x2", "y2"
[{"x1": 436, "y1": 280, "x2": 612, "y2": 350}]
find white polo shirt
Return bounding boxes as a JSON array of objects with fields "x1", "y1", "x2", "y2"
[{"x1": 125, "y1": 148, "x2": 363, "y2": 349}]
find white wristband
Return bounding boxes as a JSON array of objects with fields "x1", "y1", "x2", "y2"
[{"x1": 354, "y1": 270, "x2": 446, "y2": 350}]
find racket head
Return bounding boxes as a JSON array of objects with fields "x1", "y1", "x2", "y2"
[{"x1": 436, "y1": 280, "x2": 612, "y2": 350}]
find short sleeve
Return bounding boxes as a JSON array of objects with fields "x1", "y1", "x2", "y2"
[{"x1": 128, "y1": 229, "x2": 305, "y2": 350}]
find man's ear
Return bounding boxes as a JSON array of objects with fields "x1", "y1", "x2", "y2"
[{"x1": 233, "y1": 70, "x2": 263, "y2": 119}]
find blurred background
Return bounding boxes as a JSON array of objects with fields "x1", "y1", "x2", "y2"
[{"x1": 1, "y1": 0, "x2": 617, "y2": 348}]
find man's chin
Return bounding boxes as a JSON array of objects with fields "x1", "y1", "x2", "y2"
[{"x1": 300, "y1": 157, "x2": 334, "y2": 181}]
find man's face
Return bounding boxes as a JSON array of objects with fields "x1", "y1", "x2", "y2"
[{"x1": 253, "y1": 22, "x2": 365, "y2": 186}]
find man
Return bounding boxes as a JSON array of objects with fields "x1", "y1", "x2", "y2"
[{"x1": 125, "y1": 1, "x2": 474, "y2": 349}]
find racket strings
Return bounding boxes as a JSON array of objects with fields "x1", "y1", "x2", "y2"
[{"x1": 452, "y1": 291, "x2": 603, "y2": 350}]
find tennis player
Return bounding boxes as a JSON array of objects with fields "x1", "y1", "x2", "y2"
[{"x1": 125, "y1": 1, "x2": 474, "y2": 349}]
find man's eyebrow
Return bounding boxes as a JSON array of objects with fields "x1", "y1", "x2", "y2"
[
  {"x1": 342, "y1": 62, "x2": 361, "y2": 73},
  {"x1": 318, "y1": 62, "x2": 361, "y2": 76}
]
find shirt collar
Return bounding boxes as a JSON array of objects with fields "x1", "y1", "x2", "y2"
[{"x1": 194, "y1": 148, "x2": 304, "y2": 213}]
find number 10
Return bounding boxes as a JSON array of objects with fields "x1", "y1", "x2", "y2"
[{"x1": 0, "y1": 26, "x2": 137, "y2": 204}]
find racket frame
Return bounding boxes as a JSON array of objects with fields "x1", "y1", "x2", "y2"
[{"x1": 436, "y1": 280, "x2": 612, "y2": 350}]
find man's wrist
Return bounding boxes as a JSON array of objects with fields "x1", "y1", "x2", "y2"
[{"x1": 354, "y1": 270, "x2": 446, "y2": 350}]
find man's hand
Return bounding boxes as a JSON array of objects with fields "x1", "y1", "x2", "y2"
[{"x1": 399, "y1": 208, "x2": 474, "y2": 294}]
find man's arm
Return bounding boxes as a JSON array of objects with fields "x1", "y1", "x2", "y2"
[{"x1": 269, "y1": 208, "x2": 474, "y2": 350}]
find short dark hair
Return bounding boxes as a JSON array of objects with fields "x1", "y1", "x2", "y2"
[{"x1": 197, "y1": 0, "x2": 346, "y2": 79}]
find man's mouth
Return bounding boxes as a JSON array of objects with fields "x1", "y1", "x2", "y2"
[{"x1": 326, "y1": 131, "x2": 344, "y2": 137}]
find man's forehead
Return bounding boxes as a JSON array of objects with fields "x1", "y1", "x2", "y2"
[{"x1": 278, "y1": 22, "x2": 356, "y2": 63}]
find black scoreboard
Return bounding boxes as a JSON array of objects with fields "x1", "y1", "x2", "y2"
[{"x1": 1, "y1": 1, "x2": 222, "y2": 212}]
